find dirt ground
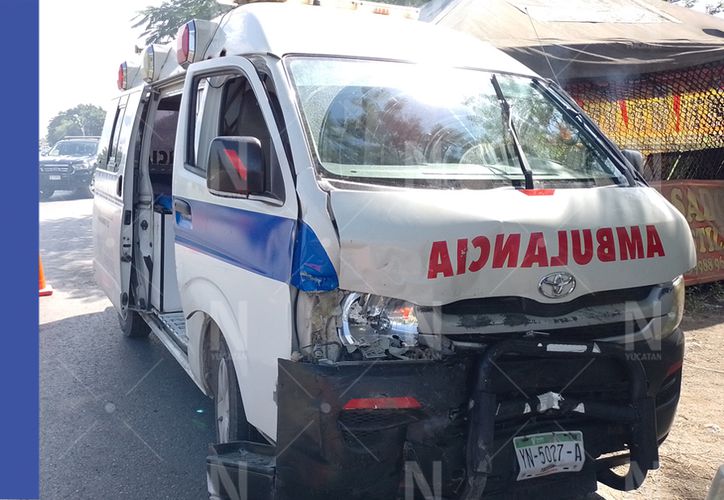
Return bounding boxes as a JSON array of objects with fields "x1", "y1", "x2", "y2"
[{"x1": 599, "y1": 285, "x2": 724, "y2": 500}]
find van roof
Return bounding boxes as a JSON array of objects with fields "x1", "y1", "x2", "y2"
[{"x1": 209, "y1": 3, "x2": 536, "y2": 76}]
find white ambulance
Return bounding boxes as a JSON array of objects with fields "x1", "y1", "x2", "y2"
[{"x1": 92, "y1": 2, "x2": 696, "y2": 499}]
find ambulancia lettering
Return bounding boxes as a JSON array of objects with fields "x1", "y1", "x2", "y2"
[{"x1": 427, "y1": 225, "x2": 666, "y2": 279}]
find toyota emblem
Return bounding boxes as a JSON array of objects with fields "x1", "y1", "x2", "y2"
[{"x1": 538, "y1": 272, "x2": 576, "y2": 299}]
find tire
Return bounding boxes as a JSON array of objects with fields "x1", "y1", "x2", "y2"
[
  {"x1": 39, "y1": 188, "x2": 54, "y2": 201},
  {"x1": 118, "y1": 310, "x2": 150, "y2": 338},
  {"x1": 75, "y1": 184, "x2": 93, "y2": 198},
  {"x1": 212, "y1": 332, "x2": 255, "y2": 444}
]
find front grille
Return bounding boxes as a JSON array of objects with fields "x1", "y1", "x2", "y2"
[
  {"x1": 442, "y1": 285, "x2": 655, "y2": 318},
  {"x1": 449, "y1": 318, "x2": 650, "y2": 343},
  {"x1": 531, "y1": 319, "x2": 651, "y2": 340},
  {"x1": 41, "y1": 165, "x2": 72, "y2": 173}
]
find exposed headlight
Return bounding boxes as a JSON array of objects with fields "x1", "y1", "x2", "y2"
[
  {"x1": 339, "y1": 293, "x2": 418, "y2": 357},
  {"x1": 661, "y1": 275, "x2": 685, "y2": 337}
]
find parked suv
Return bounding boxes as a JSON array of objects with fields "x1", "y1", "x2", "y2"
[{"x1": 39, "y1": 136, "x2": 99, "y2": 200}]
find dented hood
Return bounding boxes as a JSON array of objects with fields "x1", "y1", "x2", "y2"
[{"x1": 329, "y1": 186, "x2": 696, "y2": 306}]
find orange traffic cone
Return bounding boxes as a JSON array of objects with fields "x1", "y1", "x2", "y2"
[{"x1": 39, "y1": 255, "x2": 53, "y2": 297}]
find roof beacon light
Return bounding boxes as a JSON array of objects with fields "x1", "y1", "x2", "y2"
[
  {"x1": 143, "y1": 44, "x2": 174, "y2": 83},
  {"x1": 357, "y1": 1, "x2": 420, "y2": 19},
  {"x1": 331, "y1": 0, "x2": 420, "y2": 19},
  {"x1": 176, "y1": 19, "x2": 217, "y2": 68},
  {"x1": 117, "y1": 61, "x2": 141, "y2": 91}
]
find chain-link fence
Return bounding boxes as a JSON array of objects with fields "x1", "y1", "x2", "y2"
[{"x1": 565, "y1": 62, "x2": 724, "y2": 181}]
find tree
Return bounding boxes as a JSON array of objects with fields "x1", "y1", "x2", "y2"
[
  {"x1": 46, "y1": 104, "x2": 106, "y2": 145},
  {"x1": 670, "y1": 0, "x2": 696, "y2": 7},
  {"x1": 668, "y1": 0, "x2": 723, "y2": 14},
  {"x1": 706, "y1": 1, "x2": 724, "y2": 14},
  {"x1": 133, "y1": 0, "x2": 233, "y2": 46}
]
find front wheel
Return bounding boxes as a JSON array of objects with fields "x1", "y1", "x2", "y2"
[
  {"x1": 75, "y1": 184, "x2": 93, "y2": 199},
  {"x1": 212, "y1": 332, "x2": 256, "y2": 443},
  {"x1": 39, "y1": 188, "x2": 54, "y2": 201}
]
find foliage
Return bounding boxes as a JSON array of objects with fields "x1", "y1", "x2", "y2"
[
  {"x1": 133, "y1": 0, "x2": 233, "y2": 46},
  {"x1": 668, "y1": 0, "x2": 723, "y2": 14},
  {"x1": 706, "y1": 1, "x2": 724, "y2": 14},
  {"x1": 670, "y1": 0, "x2": 696, "y2": 7},
  {"x1": 46, "y1": 104, "x2": 106, "y2": 145}
]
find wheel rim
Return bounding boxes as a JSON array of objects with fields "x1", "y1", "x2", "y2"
[{"x1": 216, "y1": 357, "x2": 231, "y2": 443}]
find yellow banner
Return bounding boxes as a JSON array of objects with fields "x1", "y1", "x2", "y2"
[{"x1": 576, "y1": 91, "x2": 724, "y2": 154}]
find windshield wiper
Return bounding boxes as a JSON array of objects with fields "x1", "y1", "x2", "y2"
[{"x1": 491, "y1": 74, "x2": 534, "y2": 189}]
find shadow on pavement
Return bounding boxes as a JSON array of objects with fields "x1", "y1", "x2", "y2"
[
  {"x1": 39, "y1": 213, "x2": 106, "y2": 303},
  {"x1": 40, "y1": 190, "x2": 93, "y2": 203},
  {"x1": 40, "y1": 307, "x2": 214, "y2": 500}
]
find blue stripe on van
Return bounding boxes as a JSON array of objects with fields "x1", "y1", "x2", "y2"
[
  {"x1": 174, "y1": 197, "x2": 296, "y2": 283},
  {"x1": 174, "y1": 197, "x2": 338, "y2": 291}
]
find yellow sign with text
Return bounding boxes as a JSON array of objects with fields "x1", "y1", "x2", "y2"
[{"x1": 657, "y1": 180, "x2": 724, "y2": 285}]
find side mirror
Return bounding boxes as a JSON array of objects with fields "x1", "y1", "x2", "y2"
[
  {"x1": 621, "y1": 149, "x2": 644, "y2": 175},
  {"x1": 207, "y1": 136, "x2": 265, "y2": 197}
]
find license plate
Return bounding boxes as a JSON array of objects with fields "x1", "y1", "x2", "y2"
[
  {"x1": 48, "y1": 175, "x2": 61, "y2": 180},
  {"x1": 514, "y1": 431, "x2": 585, "y2": 480}
]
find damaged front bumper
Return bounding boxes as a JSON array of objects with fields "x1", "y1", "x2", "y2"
[{"x1": 207, "y1": 331, "x2": 683, "y2": 500}]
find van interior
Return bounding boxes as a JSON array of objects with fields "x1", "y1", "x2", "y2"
[{"x1": 146, "y1": 93, "x2": 182, "y2": 315}]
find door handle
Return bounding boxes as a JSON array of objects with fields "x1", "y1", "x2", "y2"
[
  {"x1": 174, "y1": 199, "x2": 192, "y2": 228},
  {"x1": 116, "y1": 175, "x2": 123, "y2": 197},
  {"x1": 174, "y1": 199, "x2": 192, "y2": 219}
]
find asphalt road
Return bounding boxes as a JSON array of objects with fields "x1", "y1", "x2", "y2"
[{"x1": 39, "y1": 192, "x2": 215, "y2": 500}]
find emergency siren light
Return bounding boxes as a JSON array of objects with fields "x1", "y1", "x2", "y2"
[
  {"x1": 117, "y1": 61, "x2": 141, "y2": 91},
  {"x1": 352, "y1": 1, "x2": 419, "y2": 18},
  {"x1": 143, "y1": 44, "x2": 175, "y2": 83},
  {"x1": 315, "y1": 0, "x2": 420, "y2": 19},
  {"x1": 176, "y1": 19, "x2": 217, "y2": 68}
]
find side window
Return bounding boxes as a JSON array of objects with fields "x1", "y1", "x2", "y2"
[
  {"x1": 113, "y1": 97, "x2": 143, "y2": 174},
  {"x1": 217, "y1": 75, "x2": 285, "y2": 201},
  {"x1": 194, "y1": 83, "x2": 207, "y2": 166},
  {"x1": 106, "y1": 105, "x2": 127, "y2": 172},
  {"x1": 185, "y1": 71, "x2": 285, "y2": 202},
  {"x1": 186, "y1": 78, "x2": 210, "y2": 172},
  {"x1": 96, "y1": 97, "x2": 124, "y2": 172}
]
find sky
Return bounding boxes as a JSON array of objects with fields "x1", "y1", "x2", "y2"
[{"x1": 39, "y1": 0, "x2": 162, "y2": 137}]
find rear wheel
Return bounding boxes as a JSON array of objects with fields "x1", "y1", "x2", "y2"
[
  {"x1": 212, "y1": 331, "x2": 256, "y2": 443},
  {"x1": 118, "y1": 310, "x2": 150, "y2": 338}
]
